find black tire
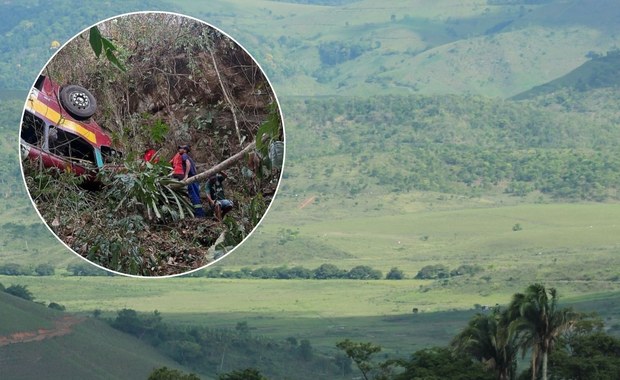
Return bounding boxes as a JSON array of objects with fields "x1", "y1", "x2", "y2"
[{"x1": 59, "y1": 85, "x2": 97, "y2": 120}]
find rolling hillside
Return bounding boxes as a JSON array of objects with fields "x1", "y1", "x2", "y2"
[
  {"x1": 2, "y1": 0, "x2": 620, "y2": 98},
  {"x1": 513, "y1": 49, "x2": 620, "y2": 99},
  {"x1": 0, "y1": 291, "x2": 199, "y2": 379},
  {"x1": 1, "y1": 1, "x2": 620, "y2": 377},
  {"x1": 171, "y1": 0, "x2": 620, "y2": 97}
]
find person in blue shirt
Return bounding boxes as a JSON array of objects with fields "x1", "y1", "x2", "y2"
[{"x1": 178, "y1": 144, "x2": 205, "y2": 218}]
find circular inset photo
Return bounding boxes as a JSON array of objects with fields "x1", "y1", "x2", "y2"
[{"x1": 19, "y1": 12, "x2": 284, "y2": 277}]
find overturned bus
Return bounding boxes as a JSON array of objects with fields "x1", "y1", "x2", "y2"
[{"x1": 20, "y1": 75, "x2": 120, "y2": 176}]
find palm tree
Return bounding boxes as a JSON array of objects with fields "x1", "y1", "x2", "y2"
[
  {"x1": 508, "y1": 284, "x2": 576, "y2": 380},
  {"x1": 452, "y1": 306, "x2": 518, "y2": 380}
]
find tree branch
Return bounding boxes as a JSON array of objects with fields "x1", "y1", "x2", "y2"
[
  {"x1": 206, "y1": 44, "x2": 243, "y2": 146},
  {"x1": 182, "y1": 141, "x2": 255, "y2": 185}
]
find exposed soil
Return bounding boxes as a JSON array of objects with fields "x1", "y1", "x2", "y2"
[{"x1": 0, "y1": 315, "x2": 85, "y2": 346}]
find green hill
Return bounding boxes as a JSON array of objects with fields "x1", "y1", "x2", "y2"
[
  {"x1": 513, "y1": 50, "x2": 620, "y2": 99},
  {"x1": 3, "y1": 0, "x2": 620, "y2": 98},
  {"x1": 169, "y1": 0, "x2": 620, "y2": 98},
  {"x1": 1, "y1": 1, "x2": 620, "y2": 377},
  {"x1": 0, "y1": 291, "x2": 199, "y2": 380}
]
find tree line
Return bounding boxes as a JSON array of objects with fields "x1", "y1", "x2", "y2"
[
  {"x1": 146, "y1": 283, "x2": 620, "y2": 380},
  {"x1": 0, "y1": 262, "x2": 486, "y2": 280},
  {"x1": 196, "y1": 263, "x2": 386, "y2": 280},
  {"x1": 331, "y1": 284, "x2": 620, "y2": 380}
]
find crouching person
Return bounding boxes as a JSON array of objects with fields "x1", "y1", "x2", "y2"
[{"x1": 205, "y1": 171, "x2": 233, "y2": 221}]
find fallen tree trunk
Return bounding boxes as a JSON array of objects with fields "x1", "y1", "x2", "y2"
[{"x1": 182, "y1": 141, "x2": 256, "y2": 185}]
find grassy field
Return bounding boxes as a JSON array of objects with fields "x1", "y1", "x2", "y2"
[
  {"x1": 3, "y1": 273, "x2": 619, "y2": 356},
  {"x1": 0, "y1": 291, "x2": 57, "y2": 334},
  {"x1": 230, "y1": 198, "x2": 620, "y2": 284}
]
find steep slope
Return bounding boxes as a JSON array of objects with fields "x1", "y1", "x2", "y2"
[{"x1": 0, "y1": 292, "x2": 198, "y2": 380}]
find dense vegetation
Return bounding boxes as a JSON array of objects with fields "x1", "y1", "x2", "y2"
[
  {"x1": 0, "y1": 0, "x2": 174, "y2": 90},
  {"x1": 106, "y1": 308, "x2": 344, "y2": 379},
  {"x1": 22, "y1": 14, "x2": 283, "y2": 276},
  {"x1": 282, "y1": 89, "x2": 620, "y2": 201},
  {"x1": 334, "y1": 284, "x2": 620, "y2": 380}
]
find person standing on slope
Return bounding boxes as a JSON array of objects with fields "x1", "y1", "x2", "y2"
[{"x1": 171, "y1": 144, "x2": 205, "y2": 218}]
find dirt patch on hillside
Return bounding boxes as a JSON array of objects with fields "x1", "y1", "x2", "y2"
[{"x1": 0, "y1": 315, "x2": 85, "y2": 346}]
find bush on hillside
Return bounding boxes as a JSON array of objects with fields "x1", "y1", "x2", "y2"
[
  {"x1": 4, "y1": 284, "x2": 34, "y2": 301},
  {"x1": 386, "y1": 267, "x2": 405, "y2": 280},
  {"x1": 0, "y1": 263, "x2": 30, "y2": 276},
  {"x1": 415, "y1": 265, "x2": 450, "y2": 280},
  {"x1": 35, "y1": 263, "x2": 55, "y2": 276}
]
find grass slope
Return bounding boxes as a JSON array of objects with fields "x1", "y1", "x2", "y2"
[
  {"x1": 513, "y1": 51, "x2": 620, "y2": 99},
  {"x1": 0, "y1": 291, "x2": 57, "y2": 335},
  {"x1": 227, "y1": 200, "x2": 620, "y2": 285},
  {"x1": 0, "y1": 292, "x2": 198, "y2": 380}
]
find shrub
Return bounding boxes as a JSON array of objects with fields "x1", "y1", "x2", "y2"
[
  {"x1": 347, "y1": 265, "x2": 382, "y2": 280},
  {"x1": 66, "y1": 262, "x2": 110, "y2": 276},
  {"x1": 0, "y1": 263, "x2": 30, "y2": 276},
  {"x1": 4, "y1": 284, "x2": 34, "y2": 301},
  {"x1": 386, "y1": 267, "x2": 405, "y2": 280},
  {"x1": 415, "y1": 264, "x2": 450, "y2": 279},
  {"x1": 48, "y1": 302, "x2": 66, "y2": 311},
  {"x1": 35, "y1": 263, "x2": 55, "y2": 276}
]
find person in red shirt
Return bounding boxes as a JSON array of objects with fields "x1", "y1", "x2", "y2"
[
  {"x1": 143, "y1": 148, "x2": 159, "y2": 163},
  {"x1": 170, "y1": 144, "x2": 205, "y2": 218},
  {"x1": 170, "y1": 146, "x2": 185, "y2": 180}
]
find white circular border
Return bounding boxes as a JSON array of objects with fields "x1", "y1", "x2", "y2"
[{"x1": 18, "y1": 10, "x2": 287, "y2": 279}]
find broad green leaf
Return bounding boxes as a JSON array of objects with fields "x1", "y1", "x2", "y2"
[
  {"x1": 89, "y1": 26, "x2": 103, "y2": 58},
  {"x1": 101, "y1": 37, "x2": 117, "y2": 52},
  {"x1": 105, "y1": 48, "x2": 126, "y2": 72}
]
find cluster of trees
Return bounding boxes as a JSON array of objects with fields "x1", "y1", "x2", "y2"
[
  {"x1": 335, "y1": 284, "x2": 620, "y2": 380},
  {"x1": 196, "y1": 264, "x2": 409, "y2": 280},
  {"x1": 0, "y1": 262, "x2": 113, "y2": 276},
  {"x1": 0, "y1": 263, "x2": 55, "y2": 276},
  {"x1": 318, "y1": 40, "x2": 377, "y2": 66},
  {"x1": 415, "y1": 264, "x2": 483, "y2": 280},
  {"x1": 107, "y1": 309, "x2": 341, "y2": 379},
  {"x1": 1, "y1": 261, "x2": 488, "y2": 281},
  {"x1": 0, "y1": 282, "x2": 34, "y2": 301},
  {"x1": 287, "y1": 92, "x2": 620, "y2": 201},
  {"x1": 0, "y1": 282, "x2": 65, "y2": 310}
]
